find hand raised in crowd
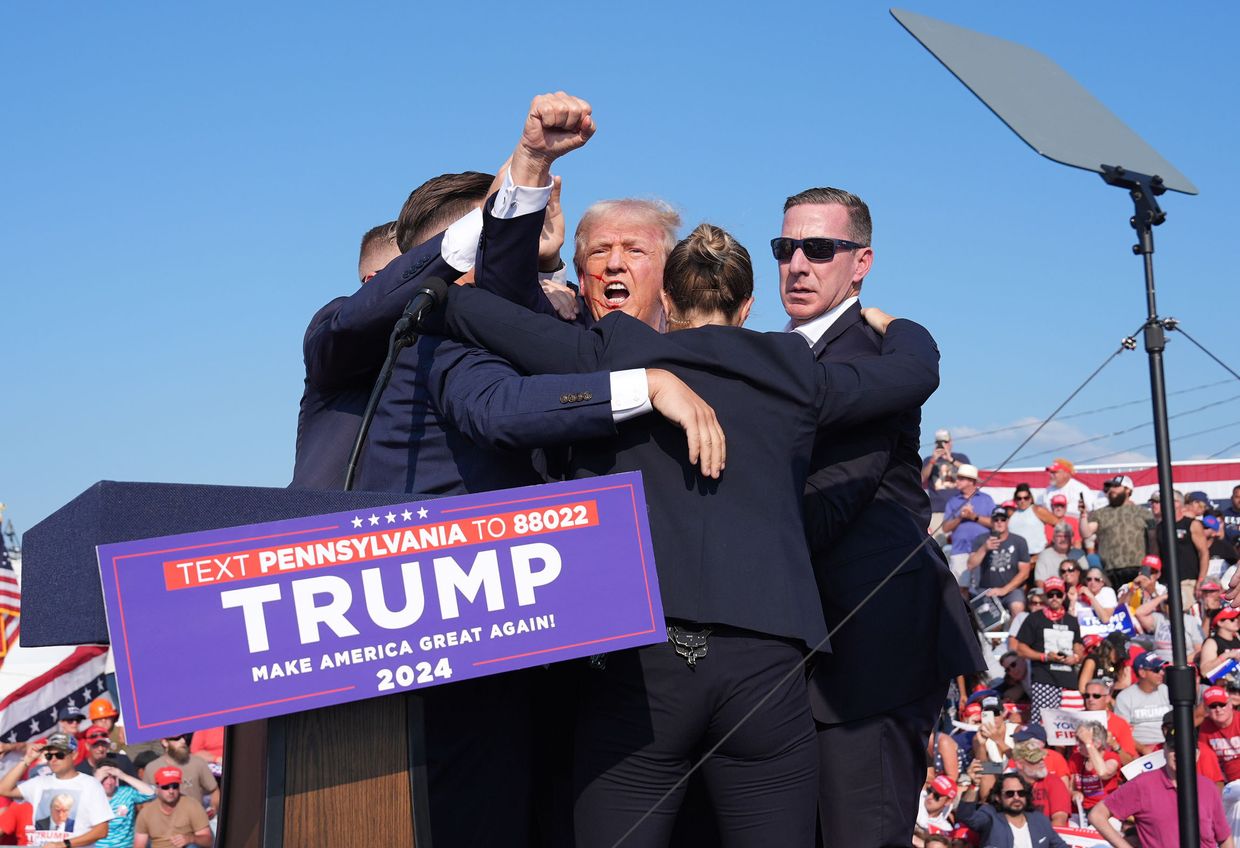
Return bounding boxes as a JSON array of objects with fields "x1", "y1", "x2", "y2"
[
  {"x1": 22, "y1": 741, "x2": 45, "y2": 766},
  {"x1": 511, "y1": 91, "x2": 595, "y2": 185},
  {"x1": 860, "y1": 306, "x2": 895, "y2": 335},
  {"x1": 1227, "y1": 566, "x2": 1240, "y2": 603},
  {"x1": 986, "y1": 534, "x2": 1001, "y2": 552},
  {"x1": 539, "y1": 176, "x2": 566, "y2": 271},
  {"x1": 646, "y1": 368, "x2": 726, "y2": 479}
]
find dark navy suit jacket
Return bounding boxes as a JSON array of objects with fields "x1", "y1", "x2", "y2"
[
  {"x1": 353, "y1": 199, "x2": 619, "y2": 496},
  {"x1": 437, "y1": 285, "x2": 942, "y2": 649},
  {"x1": 803, "y1": 302, "x2": 983, "y2": 723},
  {"x1": 290, "y1": 230, "x2": 460, "y2": 489}
]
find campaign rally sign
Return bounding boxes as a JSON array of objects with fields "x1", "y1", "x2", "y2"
[
  {"x1": 1041, "y1": 708, "x2": 1108, "y2": 746},
  {"x1": 1076, "y1": 604, "x2": 1136, "y2": 638},
  {"x1": 97, "y1": 473, "x2": 663, "y2": 741}
]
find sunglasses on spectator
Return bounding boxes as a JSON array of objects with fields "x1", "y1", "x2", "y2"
[
  {"x1": 1015, "y1": 494, "x2": 1032, "y2": 501},
  {"x1": 1209, "y1": 702, "x2": 1231, "y2": 709},
  {"x1": 1083, "y1": 692, "x2": 1107, "y2": 700},
  {"x1": 1059, "y1": 568, "x2": 1078, "y2": 575},
  {"x1": 1086, "y1": 576, "x2": 1105, "y2": 583},
  {"x1": 43, "y1": 751, "x2": 67, "y2": 761},
  {"x1": 1003, "y1": 662, "x2": 1020, "y2": 671},
  {"x1": 929, "y1": 790, "x2": 947, "y2": 800},
  {"x1": 770, "y1": 237, "x2": 867, "y2": 263},
  {"x1": 158, "y1": 782, "x2": 181, "y2": 790},
  {"x1": 1045, "y1": 591, "x2": 1065, "y2": 599},
  {"x1": 1001, "y1": 790, "x2": 1028, "y2": 798}
]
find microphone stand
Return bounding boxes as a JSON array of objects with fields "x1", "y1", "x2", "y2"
[{"x1": 343, "y1": 288, "x2": 439, "y2": 492}]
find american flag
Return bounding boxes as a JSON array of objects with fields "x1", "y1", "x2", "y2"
[{"x1": 0, "y1": 542, "x2": 18, "y2": 671}]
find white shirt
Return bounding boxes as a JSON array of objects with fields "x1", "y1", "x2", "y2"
[
  {"x1": 785, "y1": 296, "x2": 861, "y2": 346},
  {"x1": 1041, "y1": 477, "x2": 1095, "y2": 516},
  {"x1": 1008, "y1": 506, "x2": 1048, "y2": 556},
  {"x1": 1009, "y1": 819, "x2": 1033, "y2": 848}
]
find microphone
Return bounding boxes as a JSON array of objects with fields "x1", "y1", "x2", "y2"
[{"x1": 392, "y1": 276, "x2": 450, "y2": 342}]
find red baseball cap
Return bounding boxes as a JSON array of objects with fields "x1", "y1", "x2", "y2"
[
  {"x1": 1201, "y1": 580, "x2": 1224, "y2": 592},
  {"x1": 1050, "y1": 494, "x2": 1068, "y2": 506},
  {"x1": 931, "y1": 774, "x2": 958, "y2": 799},
  {"x1": 1141, "y1": 554, "x2": 1163, "y2": 572},
  {"x1": 1215, "y1": 607, "x2": 1240, "y2": 622},
  {"x1": 1043, "y1": 576, "x2": 1066, "y2": 592},
  {"x1": 155, "y1": 766, "x2": 182, "y2": 786},
  {"x1": 1204, "y1": 686, "x2": 1230, "y2": 706},
  {"x1": 962, "y1": 702, "x2": 982, "y2": 720},
  {"x1": 83, "y1": 726, "x2": 109, "y2": 744},
  {"x1": 1046, "y1": 459, "x2": 1075, "y2": 474},
  {"x1": 1082, "y1": 634, "x2": 1104, "y2": 651}
]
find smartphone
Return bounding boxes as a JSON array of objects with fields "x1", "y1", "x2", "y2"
[
  {"x1": 981, "y1": 761, "x2": 1005, "y2": 775},
  {"x1": 990, "y1": 530, "x2": 1002, "y2": 539}
]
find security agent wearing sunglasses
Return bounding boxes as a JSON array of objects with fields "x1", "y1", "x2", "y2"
[
  {"x1": 777, "y1": 188, "x2": 984, "y2": 846},
  {"x1": 954, "y1": 771, "x2": 1069, "y2": 847}
]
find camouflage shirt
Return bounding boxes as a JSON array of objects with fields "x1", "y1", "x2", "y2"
[{"x1": 1093, "y1": 501, "x2": 1152, "y2": 572}]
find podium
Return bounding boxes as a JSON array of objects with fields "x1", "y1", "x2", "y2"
[{"x1": 23, "y1": 481, "x2": 427, "y2": 848}]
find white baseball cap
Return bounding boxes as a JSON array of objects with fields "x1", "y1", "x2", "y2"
[{"x1": 957, "y1": 464, "x2": 979, "y2": 480}]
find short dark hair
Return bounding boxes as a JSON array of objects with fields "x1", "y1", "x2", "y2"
[
  {"x1": 359, "y1": 221, "x2": 397, "y2": 262},
  {"x1": 98, "y1": 757, "x2": 121, "y2": 772},
  {"x1": 783, "y1": 187, "x2": 872, "y2": 246},
  {"x1": 133, "y1": 750, "x2": 160, "y2": 774},
  {"x1": 662, "y1": 223, "x2": 752, "y2": 323},
  {"x1": 395, "y1": 171, "x2": 494, "y2": 253}
]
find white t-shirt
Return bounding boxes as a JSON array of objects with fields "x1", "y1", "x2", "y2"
[
  {"x1": 1010, "y1": 819, "x2": 1034, "y2": 848},
  {"x1": 915, "y1": 789, "x2": 954, "y2": 834},
  {"x1": 1008, "y1": 507, "x2": 1048, "y2": 555},
  {"x1": 19, "y1": 771, "x2": 114, "y2": 846},
  {"x1": 1041, "y1": 478, "x2": 1095, "y2": 516}
]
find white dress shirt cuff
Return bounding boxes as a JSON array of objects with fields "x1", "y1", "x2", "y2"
[
  {"x1": 538, "y1": 264, "x2": 569, "y2": 286},
  {"x1": 440, "y1": 207, "x2": 484, "y2": 272},
  {"x1": 491, "y1": 171, "x2": 553, "y2": 220},
  {"x1": 610, "y1": 369, "x2": 652, "y2": 423}
]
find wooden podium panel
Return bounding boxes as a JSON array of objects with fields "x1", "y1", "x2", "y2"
[{"x1": 220, "y1": 696, "x2": 421, "y2": 847}]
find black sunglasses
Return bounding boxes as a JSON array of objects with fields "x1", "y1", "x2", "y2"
[
  {"x1": 158, "y1": 782, "x2": 181, "y2": 790},
  {"x1": 1083, "y1": 692, "x2": 1107, "y2": 700},
  {"x1": 43, "y1": 751, "x2": 67, "y2": 761},
  {"x1": 1045, "y1": 591, "x2": 1065, "y2": 599},
  {"x1": 770, "y1": 236, "x2": 867, "y2": 263},
  {"x1": 1001, "y1": 789, "x2": 1028, "y2": 798},
  {"x1": 1015, "y1": 494, "x2": 1032, "y2": 501}
]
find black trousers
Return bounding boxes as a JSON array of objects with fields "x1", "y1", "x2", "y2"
[
  {"x1": 814, "y1": 687, "x2": 944, "y2": 848},
  {"x1": 423, "y1": 670, "x2": 533, "y2": 847},
  {"x1": 573, "y1": 630, "x2": 818, "y2": 848}
]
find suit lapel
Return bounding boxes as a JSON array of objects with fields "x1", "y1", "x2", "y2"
[{"x1": 811, "y1": 301, "x2": 864, "y2": 358}]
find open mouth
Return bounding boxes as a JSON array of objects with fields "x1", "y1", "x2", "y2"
[{"x1": 594, "y1": 279, "x2": 630, "y2": 310}]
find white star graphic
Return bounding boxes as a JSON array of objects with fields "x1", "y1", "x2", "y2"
[
  {"x1": 28, "y1": 718, "x2": 40, "y2": 734},
  {"x1": 351, "y1": 516, "x2": 363, "y2": 529},
  {"x1": 401, "y1": 509, "x2": 413, "y2": 522},
  {"x1": 385, "y1": 512, "x2": 397, "y2": 524},
  {"x1": 368, "y1": 514, "x2": 380, "y2": 526},
  {"x1": 417, "y1": 507, "x2": 429, "y2": 519}
]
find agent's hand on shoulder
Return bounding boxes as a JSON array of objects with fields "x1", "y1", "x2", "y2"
[{"x1": 647, "y1": 368, "x2": 725, "y2": 479}]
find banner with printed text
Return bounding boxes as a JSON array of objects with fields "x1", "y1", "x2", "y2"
[{"x1": 97, "y1": 473, "x2": 663, "y2": 741}]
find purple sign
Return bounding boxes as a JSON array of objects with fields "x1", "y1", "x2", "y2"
[{"x1": 96, "y1": 472, "x2": 662, "y2": 741}]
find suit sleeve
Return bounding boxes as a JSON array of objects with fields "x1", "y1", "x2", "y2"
[
  {"x1": 473, "y1": 193, "x2": 564, "y2": 318},
  {"x1": 802, "y1": 428, "x2": 898, "y2": 553},
  {"x1": 303, "y1": 233, "x2": 460, "y2": 391},
  {"x1": 813, "y1": 319, "x2": 940, "y2": 430},
  {"x1": 429, "y1": 340, "x2": 617, "y2": 451},
  {"x1": 438, "y1": 283, "x2": 651, "y2": 373}
]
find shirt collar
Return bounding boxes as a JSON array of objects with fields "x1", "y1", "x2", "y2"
[{"x1": 785, "y1": 296, "x2": 860, "y2": 346}]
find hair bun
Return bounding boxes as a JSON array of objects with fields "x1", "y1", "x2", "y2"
[{"x1": 684, "y1": 223, "x2": 731, "y2": 279}]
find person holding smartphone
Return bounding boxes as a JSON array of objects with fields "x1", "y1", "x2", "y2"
[{"x1": 1013, "y1": 576, "x2": 1085, "y2": 722}]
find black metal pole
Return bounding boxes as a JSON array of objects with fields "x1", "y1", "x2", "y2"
[{"x1": 1106, "y1": 166, "x2": 1199, "y2": 847}]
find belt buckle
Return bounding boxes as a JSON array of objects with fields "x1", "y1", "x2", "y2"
[{"x1": 667, "y1": 625, "x2": 712, "y2": 668}]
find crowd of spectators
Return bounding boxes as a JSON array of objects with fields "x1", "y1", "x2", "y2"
[
  {"x1": 916, "y1": 443, "x2": 1240, "y2": 846},
  {"x1": 0, "y1": 699, "x2": 222, "y2": 847}
]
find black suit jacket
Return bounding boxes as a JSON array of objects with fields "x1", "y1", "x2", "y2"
[
  {"x1": 803, "y1": 302, "x2": 983, "y2": 723},
  {"x1": 439, "y1": 285, "x2": 941, "y2": 648}
]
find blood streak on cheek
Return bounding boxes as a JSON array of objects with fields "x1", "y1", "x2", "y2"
[{"x1": 588, "y1": 274, "x2": 625, "y2": 312}]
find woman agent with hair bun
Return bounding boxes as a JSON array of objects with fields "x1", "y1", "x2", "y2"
[{"x1": 435, "y1": 222, "x2": 941, "y2": 847}]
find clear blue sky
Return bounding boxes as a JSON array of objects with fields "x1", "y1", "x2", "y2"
[{"x1": 3, "y1": 2, "x2": 1238, "y2": 538}]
